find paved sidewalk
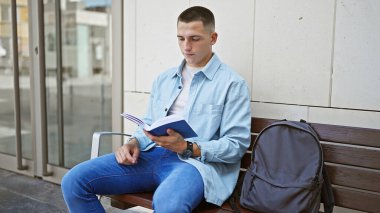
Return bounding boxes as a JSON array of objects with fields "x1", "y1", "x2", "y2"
[{"x1": 0, "y1": 169, "x2": 152, "y2": 213}]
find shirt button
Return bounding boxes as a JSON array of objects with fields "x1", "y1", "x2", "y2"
[
  {"x1": 165, "y1": 108, "x2": 168, "y2": 112},
  {"x1": 178, "y1": 86, "x2": 182, "y2": 89}
]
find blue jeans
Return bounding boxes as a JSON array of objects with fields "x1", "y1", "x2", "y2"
[{"x1": 61, "y1": 147, "x2": 204, "y2": 213}]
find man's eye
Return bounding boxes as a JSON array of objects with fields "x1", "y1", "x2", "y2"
[
  {"x1": 192, "y1": 37, "x2": 200, "y2": 41},
  {"x1": 178, "y1": 37, "x2": 185, "y2": 41}
]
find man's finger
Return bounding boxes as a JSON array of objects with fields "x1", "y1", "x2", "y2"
[
  {"x1": 166, "y1": 128, "x2": 175, "y2": 136},
  {"x1": 167, "y1": 129, "x2": 183, "y2": 139},
  {"x1": 131, "y1": 147, "x2": 139, "y2": 163},
  {"x1": 143, "y1": 130, "x2": 154, "y2": 139},
  {"x1": 124, "y1": 151, "x2": 135, "y2": 163},
  {"x1": 115, "y1": 150, "x2": 123, "y2": 164},
  {"x1": 115, "y1": 146, "x2": 132, "y2": 165}
]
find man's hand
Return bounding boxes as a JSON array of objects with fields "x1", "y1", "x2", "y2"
[
  {"x1": 115, "y1": 138, "x2": 140, "y2": 165},
  {"x1": 144, "y1": 129, "x2": 187, "y2": 153}
]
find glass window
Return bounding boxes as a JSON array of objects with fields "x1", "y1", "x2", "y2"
[
  {"x1": 0, "y1": 0, "x2": 32, "y2": 159},
  {"x1": 1, "y1": 4, "x2": 11, "y2": 21}
]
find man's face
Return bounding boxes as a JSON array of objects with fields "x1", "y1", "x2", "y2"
[{"x1": 177, "y1": 21, "x2": 217, "y2": 67}]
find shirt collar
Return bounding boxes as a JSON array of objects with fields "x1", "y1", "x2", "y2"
[{"x1": 172, "y1": 53, "x2": 222, "y2": 80}]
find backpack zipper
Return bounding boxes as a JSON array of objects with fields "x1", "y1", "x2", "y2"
[{"x1": 249, "y1": 174, "x2": 256, "y2": 191}]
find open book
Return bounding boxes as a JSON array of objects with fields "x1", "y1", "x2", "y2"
[{"x1": 121, "y1": 113, "x2": 198, "y2": 139}]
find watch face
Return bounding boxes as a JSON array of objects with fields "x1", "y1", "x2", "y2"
[{"x1": 182, "y1": 149, "x2": 192, "y2": 159}]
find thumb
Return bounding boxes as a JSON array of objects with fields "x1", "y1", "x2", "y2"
[
  {"x1": 167, "y1": 129, "x2": 184, "y2": 141},
  {"x1": 167, "y1": 128, "x2": 178, "y2": 136}
]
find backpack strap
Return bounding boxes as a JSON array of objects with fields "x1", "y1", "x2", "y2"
[{"x1": 321, "y1": 164, "x2": 335, "y2": 213}]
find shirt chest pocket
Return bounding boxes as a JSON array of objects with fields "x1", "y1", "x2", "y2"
[
  {"x1": 192, "y1": 103, "x2": 224, "y2": 133},
  {"x1": 192, "y1": 103, "x2": 224, "y2": 115}
]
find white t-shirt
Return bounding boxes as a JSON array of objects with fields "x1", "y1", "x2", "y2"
[{"x1": 168, "y1": 64, "x2": 203, "y2": 116}]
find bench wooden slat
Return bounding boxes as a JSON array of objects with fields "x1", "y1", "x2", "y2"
[
  {"x1": 194, "y1": 201, "x2": 254, "y2": 213},
  {"x1": 111, "y1": 193, "x2": 153, "y2": 209},
  {"x1": 194, "y1": 203, "x2": 234, "y2": 213},
  {"x1": 311, "y1": 123, "x2": 380, "y2": 148},
  {"x1": 241, "y1": 152, "x2": 251, "y2": 169},
  {"x1": 110, "y1": 192, "x2": 255, "y2": 213},
  {"x1": 326, "y1": 164, "x2": 380, "y2": 193},
  {"x1": 322, "y1": 143, "x2": 380, "y2": 169},
  {"x1": 253, "y1": 117, "x2": 380, "y2": 148},
  {"x1": 333, "y1": 186, "x2": 380, "y2": 213},
  {"x1": 251, "y1": 117, "x2": 276, "y2": 133},
  {"x1": 110, "y1": 198, "x2": 136, "y2": 210}
]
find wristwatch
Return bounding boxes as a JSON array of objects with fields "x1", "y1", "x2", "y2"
[{"x1": 180, "y1": 141, "x2": 193, "y2": 159}]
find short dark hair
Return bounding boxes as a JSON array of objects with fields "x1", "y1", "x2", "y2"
[{"x1": 177, "y1": 6, "x2": 215, "y2": 32}]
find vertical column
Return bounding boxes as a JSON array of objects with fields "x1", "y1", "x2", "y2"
[
  {"x1": 28, "y1": 0, "x2": 51, "y2": 177},
  {"x1": 11, "y1": 0, "x2": 28, "y2": 170},
  {"x1": 55, "y1": 0, "x2": 64, "y2": 167},
  {"x1": 112, "y1": 0, "x2": 124, "y2": 150}
]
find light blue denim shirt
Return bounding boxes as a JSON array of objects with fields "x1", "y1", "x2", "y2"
[{"x1": 132, "y1": 54, "x2": 251, "y2": 206}]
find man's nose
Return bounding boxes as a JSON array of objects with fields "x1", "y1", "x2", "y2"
[{"x1": 184, "y1": 40, "x2": 192, "y2": 51}]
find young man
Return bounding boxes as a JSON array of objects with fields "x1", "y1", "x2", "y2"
[{"x1": 62, "y1": 6, "x2": 251, "y2": 213}]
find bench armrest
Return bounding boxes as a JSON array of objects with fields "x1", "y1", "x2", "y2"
[{"x1": 91, "y1": 132, "x2": 132, "y2": 159}]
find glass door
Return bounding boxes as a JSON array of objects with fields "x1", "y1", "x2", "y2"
[
  {"x1": 0, "y1": 0, "x2": 33, "y2": 175},
  {"x1": 43, "y1": 0, "x2": 113, "y2": 170},
  {"x1": 0, "y1": 0, "x2": 121, "y2": 184}
]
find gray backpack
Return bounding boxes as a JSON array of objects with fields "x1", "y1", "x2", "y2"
[{"x1": 239, "y1": 120, "x2": 334, "y2": 213}]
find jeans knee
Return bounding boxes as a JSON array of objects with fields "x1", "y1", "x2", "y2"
[
  {"x1": 61, "y1": 166, "x2": 89, "y2": 203},
  {"x1": 61, "y1": 170, "x2": 76, "y2": 201}
]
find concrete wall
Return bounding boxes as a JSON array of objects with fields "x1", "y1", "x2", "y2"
[{"x1": 122, "y1": 0, "x2": 380, "y2": 135}]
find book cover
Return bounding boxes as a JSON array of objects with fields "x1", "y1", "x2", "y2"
[{"x1": 121, "y1": 113, "x2": 198, "y2": 139}]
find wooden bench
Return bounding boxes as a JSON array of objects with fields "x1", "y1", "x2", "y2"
[{"x1": 91, "y1": 117, "x2": 380, "y2": 212}]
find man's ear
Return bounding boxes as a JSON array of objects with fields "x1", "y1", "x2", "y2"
[{"x1": 210, "y1": 32, "x2": 218, "y2": 45}]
